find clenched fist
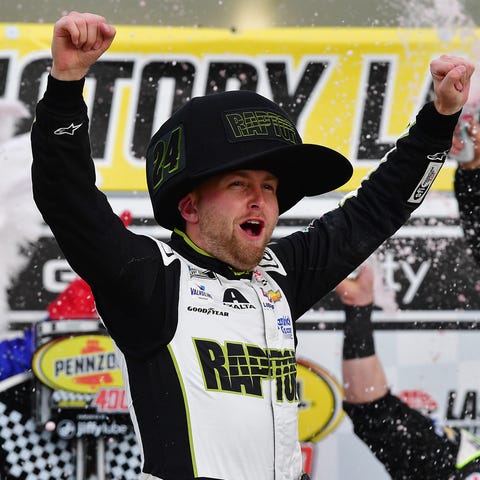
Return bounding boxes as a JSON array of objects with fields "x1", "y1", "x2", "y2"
[{"x1": 51, "y1": 11, "x2": 116, "y2": 81}]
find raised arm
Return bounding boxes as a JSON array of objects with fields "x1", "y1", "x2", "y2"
[
  {"x1": 336, "y1": 264, "x2": 468, "y2": 479},
  {"x1": 271, "y1": 56, "x2": 475, "y2": 319},
  {"x1": 31, "y1": 12, "x2": 170, "y2": 351},
  {"x1": 31, "y1": 13, "x2": 155, "y2": 288},
  {"x1": 335, "y1": 263, "x2": 388, "y2": 404}
]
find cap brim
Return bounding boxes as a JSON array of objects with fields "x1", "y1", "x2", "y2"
[
  {"x1": 194, "y1": 143, "x2": 353, "y2": 215},
  {"x1": 156, "y1": 143, "x2": 352, "y2": 230}
]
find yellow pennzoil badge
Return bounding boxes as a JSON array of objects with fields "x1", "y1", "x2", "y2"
[{"x1": 32, "y1": 334, "x2": 123, "y2": 394}]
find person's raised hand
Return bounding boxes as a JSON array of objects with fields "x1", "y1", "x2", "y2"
[
  {"x1": 335, "y1": 263, "x2": 374, "y2": 307},
  {"x1": 430, "y1": 55, "x2": 475, "y2": 115},
  {"x1": 51, "y1": 11, "x2": 116, "y2": 81}
]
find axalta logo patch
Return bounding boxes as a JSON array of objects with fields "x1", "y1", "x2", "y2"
[
  {"x1": 32, "y1": 335, "x2": 124, "y2": 394},
  {"x1": 297, "y1": 358, "x2": 344, "y2": 442},
  {"x1": 223, "y1": 288, "x2": 255, "y2": 309}
]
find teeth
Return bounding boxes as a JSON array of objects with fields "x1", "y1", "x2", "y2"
[{"x1": 247, "y1": 220, "x2": 260, "y2": 224}]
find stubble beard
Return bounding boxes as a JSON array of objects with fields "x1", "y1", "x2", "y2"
[{"x1": 197, "y1": 211, "x2": 273, "y2": 271}]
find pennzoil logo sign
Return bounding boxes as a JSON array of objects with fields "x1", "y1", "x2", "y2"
[
  {"x1": 32, "y1": 334, "x2": 124, "y2": 394},
  {"x1": 297, "y1": 358, "x2": 344, "y2": 442}
]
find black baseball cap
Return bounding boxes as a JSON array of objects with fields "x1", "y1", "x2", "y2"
[{"x1": 145, "y1": 90, "x2": 353, "y2": 231}]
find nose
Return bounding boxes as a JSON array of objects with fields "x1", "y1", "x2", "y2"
[{"x1": 248, "y1": 184, "x2": 265, "y2": 209}]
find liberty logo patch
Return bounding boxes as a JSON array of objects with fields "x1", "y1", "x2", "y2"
[{"x1": 276, "y1": 316, "x2": 293, "y2": 339}]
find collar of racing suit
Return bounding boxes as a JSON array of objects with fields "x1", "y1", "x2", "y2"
[{"x1": 168, "y1": 229, "x2": 254, "y2": 281}]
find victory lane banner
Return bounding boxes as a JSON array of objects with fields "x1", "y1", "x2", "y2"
[{"x1": 2, "y1": 23, "x2": 480, "y2": 192}]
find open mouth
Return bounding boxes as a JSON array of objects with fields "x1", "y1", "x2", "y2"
[{"x1": 240, "y1": 220, "x2": 264, "y2": 237}]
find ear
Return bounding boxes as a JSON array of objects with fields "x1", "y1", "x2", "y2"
[{"x1": 178, "y1": 193, "x2": 199, "y2": 224}]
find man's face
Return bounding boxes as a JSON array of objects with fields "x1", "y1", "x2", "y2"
[{"x1": 186, "y1": 169, "x2": 279, "y2": 271}]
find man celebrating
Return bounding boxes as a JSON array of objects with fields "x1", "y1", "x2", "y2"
[{"x1": 31, "y1": 11, "x2": 474, "y2": 480}]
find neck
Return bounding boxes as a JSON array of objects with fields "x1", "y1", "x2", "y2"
[
  {"x1": 174, "y1": 228, "x2": 213, "y2": 257},
  {"x1": 174, "y1": 228, "x2": 255, "y2": 273}
]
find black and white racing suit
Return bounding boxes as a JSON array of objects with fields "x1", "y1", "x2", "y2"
[{"x1": 31, "y1": 75, "x2": 459, "y2": 480}]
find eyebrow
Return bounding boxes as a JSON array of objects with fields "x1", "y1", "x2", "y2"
[{"x1": 229, "y1": 171, "x2": 278, "y2": 182}]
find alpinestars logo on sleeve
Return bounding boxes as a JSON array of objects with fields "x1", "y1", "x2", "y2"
[{"x1": 54, "y1": 123, "x2": 83, "y2": 136}]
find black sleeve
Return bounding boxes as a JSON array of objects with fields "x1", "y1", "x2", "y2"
[
  {"x1": 270, "y1": 102, "x2": 459, "y2": 319},
  {"x1": 454, "y1": 167, "x2": 480, "y2": 267},
  {"x1": 342, "y1": 304, "x2": 375, "y2": 359},
  {"x1": 343, "y1": 392, "x2": 458, "y2": 480},
  {"x1": 31, "y1": 76, "x2": 158, "y2": 287},
  {"x1": 31, "y1": 76, "x2": 171, "y2": 351}
]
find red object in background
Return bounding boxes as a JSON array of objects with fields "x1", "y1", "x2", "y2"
[
  {"x1": 47, "y1": 278, "x2": 99, "y2": 320},
  {"x1": 73, "y1": 372, "x2": 114, "y2": 386},
  {"x1": 81, "y1": 339, "x2": 104, "y2": 354},
  {"x1": 397, "y1": 389, "x2": 438, "y2": 414},
  {"x1": 301, "y1": 443, "x2": 314, "y2": 475},
  {"x1": 120, "y1": 210, "x2": 132, "y2": 227}
]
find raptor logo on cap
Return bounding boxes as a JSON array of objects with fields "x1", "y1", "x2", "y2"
[{"x1": 223, "y1": 109, "x2": 299, "y2": 145}]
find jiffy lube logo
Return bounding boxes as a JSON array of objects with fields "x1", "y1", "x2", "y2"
[
  {"x1": 297, "y1": 358, "x2": 344, "y2": 442},
  {"x1": 32, "y1": 335, "x2": 124, "y2": 394}
]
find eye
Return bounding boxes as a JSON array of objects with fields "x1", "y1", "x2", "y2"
[
  {"x1": 263, "y1": 183, "x2": 276, "y2": 193},
  {"x1": 230, "y1": 180, "x2": 245, "y2": 188}
]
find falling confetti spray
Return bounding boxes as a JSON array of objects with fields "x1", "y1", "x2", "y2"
[{"x1": 369, "y1": 0, "x2": 480, "y2": 313}]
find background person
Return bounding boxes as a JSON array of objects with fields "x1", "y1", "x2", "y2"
[
  {"x1": 453, "y1": 115, "x2": 480, "y2": 267},
  {"x1": 337, "y1": 263, "x2": 480, "y2": 479}
]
